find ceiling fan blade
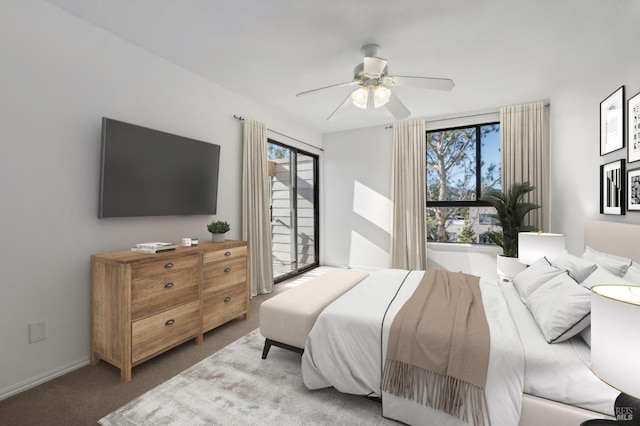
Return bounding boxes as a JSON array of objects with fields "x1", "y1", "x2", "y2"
[
  {"x1": 296, "y1": 80, "x2": 359, "y2": 97},
  {"x1": 385, "y1": 92, "x2": 411, "y2": 120},
  {"x1": 326, "y1": 93, "x2": 354, "y2": 121},
  {"x1": 387, "y1": 75, "x2": 455, "y2": 91},
  {"x1": 363, "y1": 56, "x2": 388, "y2": 76}
]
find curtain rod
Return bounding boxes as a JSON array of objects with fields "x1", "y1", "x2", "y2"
[
  {"x1": 384, "y1": 103, "x2": 550, "y2": 129},
  {"x1": 233, "y1": 115, "x2": 324, "y2": 152}
]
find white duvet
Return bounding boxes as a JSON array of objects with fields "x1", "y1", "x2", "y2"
[
  {"x1": 499, "y1": 281, "x2": 618, "y2": 416},
  {"x1": 302, "y1": 269, "x2": 525, "y2": 426}
]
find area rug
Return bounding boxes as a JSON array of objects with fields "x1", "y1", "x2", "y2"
[{"x1": 99, "y1": 329, "x2": 398, "y2": 425}]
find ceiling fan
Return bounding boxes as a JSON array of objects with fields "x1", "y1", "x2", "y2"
[{"x1": 296, "y1": 44, "x2": 455, "y2": 121}]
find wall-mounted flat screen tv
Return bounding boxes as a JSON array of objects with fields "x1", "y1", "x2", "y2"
[{"x1": 99, "y1": 117, "x2": 220, "y2": 218}]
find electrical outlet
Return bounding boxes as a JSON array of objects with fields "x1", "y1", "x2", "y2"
[{"x1": 28, "y1": 320, "x2": 48, "y2": 344}]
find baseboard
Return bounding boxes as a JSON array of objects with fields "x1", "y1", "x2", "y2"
[
  {"x1": 0, "y1": 357, "x2": 90, "y2": 401},
  {"x1": 320, "y1": 263, "x2": 383, "y2": 273},
  {"x1": 345, "y1": 265, "x2": 384, "y2": 272}
]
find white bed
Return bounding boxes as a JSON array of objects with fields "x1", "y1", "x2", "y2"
[
  {"x1": 301, "y1": 220, "x2": 640, "y2": 425},
  {"x1": 303, "y1": 269, "x2": 525, "y2": 425}
]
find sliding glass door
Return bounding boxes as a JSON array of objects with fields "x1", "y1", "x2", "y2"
[{"x1": 268, "y1": 140, "x2": 319, "y2": 282}]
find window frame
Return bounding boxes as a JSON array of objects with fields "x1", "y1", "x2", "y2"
[
  {"x1": 425, "y1": 121, "x2": 500, "y2": 208},
  {"x1": 267, "y1": 138, "x2": 320, "y2": 283}
]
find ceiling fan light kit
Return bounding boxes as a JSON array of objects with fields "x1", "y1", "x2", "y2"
[
  {"x1": 350, "y1": 85, "x2": 391, "y2": 110},
  {"x1": 296, "y1": 44, "x2": 454, "y2": 121}
]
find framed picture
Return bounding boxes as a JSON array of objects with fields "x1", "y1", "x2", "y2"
[
  {"x1": 600, "y1": 86, "x2": 625, "y2": 156},
  {"x1": 628, "y1": 168, "x2": 640, "y2": 211},
  {"x1": 628, "y1": 91, "x2": 640, "y2": 162},
  {"x1": 600, "y1": 159, "x2": 625, "y2": 215}
]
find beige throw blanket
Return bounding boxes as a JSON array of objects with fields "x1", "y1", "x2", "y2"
[{"x1": 381, "y1": 269, "x2": 491, "y2": 426}]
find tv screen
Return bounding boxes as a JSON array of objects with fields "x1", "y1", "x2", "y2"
[{"x1": 99, "y1": 118, "x2": 220, "y2": 218}]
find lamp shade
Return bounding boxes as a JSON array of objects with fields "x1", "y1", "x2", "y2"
[
  {"x1": 517, "y1": 232, "x2": 565, "y2": 265},
  {"x1": 351, "y1": 87, "x2": 369, "y2": 109},
  {"x1": 591, "y1": 285, "x2": 640, "y2": 399},
  {"x1": 373, "y1": 85, "x2": 391, "y2": 107}
]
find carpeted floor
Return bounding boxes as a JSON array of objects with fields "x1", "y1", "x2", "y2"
[
  {"x1": 0, "y1": 268, "x2": 344, "y2": 426},
  {"x1": 99, "y1": 329, "x2": 396, "y2": 425}
]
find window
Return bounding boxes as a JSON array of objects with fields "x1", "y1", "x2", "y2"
[{"x1": 426, "y1": 123, "x2": 500, "y2": 244}]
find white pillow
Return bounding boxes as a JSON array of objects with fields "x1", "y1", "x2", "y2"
[
  {"x1": 581, "y1": 266, "x2": 632, "y2": 289},
  {"x1": 622, "y1": 261, "x2": 640, "y2": 284},
  {"x1": 512, "y1": 257, "x2": 564, "y2": 303},
  {"x1": 526, "y1": 273, "x2": 591, "y2": 343},
  {"x1": 550, "y1": 251, "x2": 597, "y2": 283},
  {"x1": 581, "y1": 246, "x2": 631, "y2": 277},
  {"x1": 580, "y1": 326, "x2": 591, "y2": 347}
]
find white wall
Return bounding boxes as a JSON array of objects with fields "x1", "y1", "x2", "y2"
[
  {"x1": 427, "y1": 243, "x2": 502, "y2": 281},
  {"x1": 4, "y1": 0, "x2": 640, "y2": 401},
  {"x1": 0, "y1": 1, "x2": 320, "y2": 399},
  {"x1": 321, "y1": 126, "x2": 393, "y2": 269},
  {"x1": 321, "y1": 114, "x2": 503, "y2": 276},
  {"x1": 542, "y1": 6, "x2": 640, "y2": 252},
  {"x1": 321, "y1": 5, "x2": 640, "y2": 271},
  {"x1": 551, "y1": 75, "x2": 640, "y2": 254}
]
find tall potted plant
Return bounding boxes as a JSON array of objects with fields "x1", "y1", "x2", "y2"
[{"x1": 481, "y1": 182, "x2": 541, "y2": 279}]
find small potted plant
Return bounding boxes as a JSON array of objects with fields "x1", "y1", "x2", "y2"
[{"x1": 207, "y1": 220, "x2": 231, "y2": 243}]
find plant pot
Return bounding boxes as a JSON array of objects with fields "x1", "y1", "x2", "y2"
[
  {"x1": 211, "y1": 233, "x2": 226, "y2": 243},
  {"x1": 496, "y1": 254, "x2": 526, "y2": 282}
]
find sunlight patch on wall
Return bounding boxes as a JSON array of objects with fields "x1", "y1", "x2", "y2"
[{"x1": 352, "y1": 180, "x2": 391, "y2": 233}]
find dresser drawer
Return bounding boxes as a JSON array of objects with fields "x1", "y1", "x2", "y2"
[
  {"x1": 131, "y1": 254, "x2": 198, "y2": 279},
  {"x1": 202, "y1": 284, "x2": 248, "y2": 332},
  {"x1": 202, "y1": 257, "x2": 247, "y2": 297},
  {"x1": 131, "y1": 266, "x2": 199, "y2": 320},
  {"x1": 203, "y1": 246, "x2": 247, "y2": 264},
  {"x1": 131, "y1": 300, "x2": 200, "y2": 364}
]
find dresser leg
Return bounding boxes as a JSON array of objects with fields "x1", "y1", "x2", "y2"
[{"x1": 120, "y1": 367, "x2": 132, "y2": 382}]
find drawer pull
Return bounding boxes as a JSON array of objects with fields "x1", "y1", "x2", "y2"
[
  {"x1": 164, "y1": 263, "x2": 174, "y2": 269},
  {"x1": 224, "y1": 251, "x2": 231, "y2": 257},
  {"x1": 224, "y1": 267, "x2": 231, "y2": 273},
  {"x1": 165, "y1": 319, "x2": 175, "y2": 326},
  {"x1": 224, "y1": 297, "x2": 231, "y2": 303},
  {"x1": 164, "y1": 282, "x2": 174, "y2": 289}
]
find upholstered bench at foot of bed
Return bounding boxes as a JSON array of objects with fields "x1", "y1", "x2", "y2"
[{"x1": 259, "y1": 268, "x2": 369, "y2": 359}]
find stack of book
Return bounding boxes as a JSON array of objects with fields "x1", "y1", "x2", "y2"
[{"x1": 131, "y1": 242, "x2": 178, "y2": 254}]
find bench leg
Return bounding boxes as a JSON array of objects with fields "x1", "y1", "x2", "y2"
[
  {"x1": 262, "y1": 339, "x2": 273, "y2": 359},
  {"x1": 261, "y1": 338, "x2": 304, "y2": 359}
]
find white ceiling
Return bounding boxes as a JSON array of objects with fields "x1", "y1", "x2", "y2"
[{"x1": 45, "y1": 0, "x2": 636, "y2": 134}]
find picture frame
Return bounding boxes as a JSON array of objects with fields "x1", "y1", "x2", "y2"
[
  {"x1": 600, "y1": 159, "x2": 625, "y2": 215},
  {"x1": 627, "y1": 168, "x2": 640, "y2": 211},
  {"x1": 628, "y1": 91, "x2": 640, "y2": 162},
  {"x1": 600, "y1": 86, "x2": 625, "y2": 156}
]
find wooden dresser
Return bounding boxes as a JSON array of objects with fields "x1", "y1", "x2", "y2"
[{"x1": 90, "y1": 240, "x2": 249, "y2": 381}]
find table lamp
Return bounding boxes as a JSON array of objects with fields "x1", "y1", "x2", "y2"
[
  {"x1": 517, "y1": 232, "x2": 565, "y2": 265},
  {"x1": 589, "y1": 285, "x2": 640, "y2": 425}
]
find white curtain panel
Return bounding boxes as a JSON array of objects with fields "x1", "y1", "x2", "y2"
[
  {"x1": 501, "y1": 101, "x2": 550, "y2": 232},
  {"x1": 242, "y1": 118, "x2": 274, "y2": 296},
  {"x1": 391, "y1": 119, "x2": 427, "y2": 270}
]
